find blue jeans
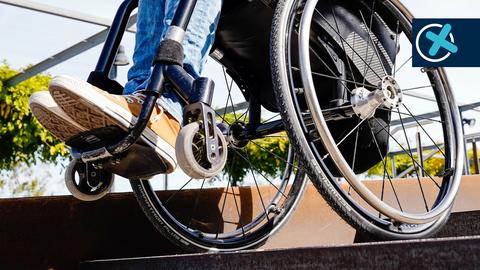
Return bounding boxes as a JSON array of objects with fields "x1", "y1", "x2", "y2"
[{"x1": 124, "y1": 0, "x2": 222, "y2": 122}]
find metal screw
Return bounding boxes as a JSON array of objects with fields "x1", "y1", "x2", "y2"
[
  {"x1": 294, "y1": 88, "x2": 304, "y2": 94},
  {"x1": 92, "y1": 163, "x2": 103, "y2": 170},
  {"x1": 270, "y1": 206, "x2": 283, "y2": 215},
  {"x1": 111, "y1": 158, "x2": 121, "y2": 165}
]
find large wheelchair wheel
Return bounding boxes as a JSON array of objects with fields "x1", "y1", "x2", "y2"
[
  {"x1": 130, "y1": 66, "x2": 307, "y2": 252},
  {"x1": 271, "y1": 0, "x2": 463, "y2": 239}
]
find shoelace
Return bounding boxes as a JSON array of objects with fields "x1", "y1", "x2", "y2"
[
  {"x1": 125, "y1": 92, "x2": 146, "y2": 104},
  {"x1": 123, "y1": 92, "x2": 164, "y2": 123}
]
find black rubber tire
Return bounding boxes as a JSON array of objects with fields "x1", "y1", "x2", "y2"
[
  {"x1": 130, "y1": 55, "x2": 307, "y2": 251},
  {"x1": 130, "y1": 169, "x2": 307, "y2": 252},
  {"x1": 270, "y1": 0, "x2": 457, "y2": 240}
]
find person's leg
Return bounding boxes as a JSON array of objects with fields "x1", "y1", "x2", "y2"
[
  {"x1": 127, "y1": 0, "x2": 223, "y2": 123},
  {"x1": 41, "y1": 0, "x2": 223, "y2": 171},
  {"x1": 123, "y1": 0, "x2": 184, "y2": 122},
  {"x1": 123, "y1": 0, "x2": 165, "y2": 95},
  {"x1": 164, "y1": 0, "x2": 223, "y2": 79}
]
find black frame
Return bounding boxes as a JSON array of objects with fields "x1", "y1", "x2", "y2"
[{"x1": 79, "y1": 0, "x2": 292, "y2": 166}]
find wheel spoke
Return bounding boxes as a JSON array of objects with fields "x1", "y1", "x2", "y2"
[
  {"x1": 322, "y1": 119, "x2": 376, "y2": 161},
  {"x1": 348, "y1": 118, "x2": 361, "y2": 196},
  {"x1": 363, "y1": 42, "x2": 378, "y2": 88},
  {"x1": 402, "y1": 104, "x2": 446, "y2": 157},
  {"x1": 335, "y1": 104, "x2": 380, "y2": 148},
  {"x1": 329, "y1": 0, "x2": 359, "y2": 88},
  {"x1": 165, "y1": 177, "x2": 194, "y2": 205},
  {"x1": 246, "y1": 153, "x2": 270, "y2": 222},
  {"x1": 216, "y1": 156, "x2": 234, "y2": 239},
  {"x1": 359, "y1": 7, "x2": 388, "y2": 77},
  {"x1": 231, "y1": 148, "x2": 289, "y2": 199},
  {"x1": 351, "y1": 119, "x2": 361, "y2": 172},
  {"x1": 247, "y1": 139, "x2": 304, "y2": 172},
  {"x1": 221, "y1": 91, "x2": 232, "y2": 124},
  {"x1": 291, "y1": 67, "x2": 376, "y2": 89},
  {"x1": 380, "y1": 168, "x2": 386, "y2": 206},
  {"x1": 322, "y1": 104, "x2": 353, "y2": 113},
  {"x1": 309, "y1": 47, "x2": 352, "y2": 94},
  {"x1": 397, "y1": 108, "x2": 430, "y2": 211},
  {"x1": 229, "y1": 176, "x2": 246, "y2": 237},
  {"x1": 367, "y1": 121, "x2": 404, "y2": 212},
  {"x1": 392, "y1": 21, "x2": 400, "y2": 78},
  {"x1": 378, "y1": 107, "x2": 444, "y2": 124},
  {"x1": 395, "y1": 56, "x2": 412, "y2": 75},
  {"x1": 228, "y1": 84, "x2": 238, "y2": 121},
  {"x1": 372, "y1": 117, "x2": 441, "y2": 188},
  {"x1": 187, "y1": 178, "x2": 206, "y2": 229},
  {"x1": 264, "y1": 135, "x2": 289, "y2": 139},
  {"x1": 222, "y1": 66, "x2": 237, "y2": 123},
  {"x1": 313, "y1": 8, "x2": 384, "y2": 81},
  {"x1": 238, "y1": 106, "x2": 250, "y2": 123},
  {"x1": 262, "y1": 113, "x2": 281, "y2": 124},
  {"x1": 402, "y1": 85, "x2": 435, "y2": 92}
]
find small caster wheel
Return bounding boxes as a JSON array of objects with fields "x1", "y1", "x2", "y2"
[
  {"x1": 65, "y1": 160, "x2": 114, "y2": 201},
  {"x1": 176, "y1": 121, "x2": 228, "y2": 179}
]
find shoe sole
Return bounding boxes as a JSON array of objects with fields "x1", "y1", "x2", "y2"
[
  {"x1": 29, "y1": 93, "x2": 86, "y2": 142},
  {"x1": 49, "y1": 76, "x2": 177, "y2": 172}
]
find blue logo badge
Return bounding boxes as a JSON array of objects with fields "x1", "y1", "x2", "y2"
[
  {"x1": 425, "y1": 24, "x2": 458, "y2": 56},
  {"x1": 413, "y1": 19, "x2": 480, "y2": 67},
  {"x1": 416, "y1": 23, "x2": 458, "y2": 63}
]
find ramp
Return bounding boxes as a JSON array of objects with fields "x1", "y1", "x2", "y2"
[
  {"x1": 80, "y1": 236, "x2": 480, "y2": 270},
  {"x1": 0, "y1": 176, "x2": 479, "y2": 269}
]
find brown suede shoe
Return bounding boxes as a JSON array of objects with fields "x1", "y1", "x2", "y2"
[{"x1": 49, "y1": 75, "x2": 180, "y2": 173}]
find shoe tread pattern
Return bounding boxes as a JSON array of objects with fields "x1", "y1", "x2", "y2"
[
  {"x1": 30, "y1": 103, "x2": 83, "y2": 141},
  {"x1": 50, "y1": 88, "x2": 121, "y2": 131}
]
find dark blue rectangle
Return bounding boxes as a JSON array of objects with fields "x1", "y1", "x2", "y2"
[{"x1": 413, "y1": 19, "x2": 480, "y2": 67}]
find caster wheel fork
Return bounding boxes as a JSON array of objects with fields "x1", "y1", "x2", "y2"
[{"x1": 176, "y1": 121, "x2": 228, "y2": 179}]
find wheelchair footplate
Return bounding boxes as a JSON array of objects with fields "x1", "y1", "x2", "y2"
[{"x1": 66, "y1": 126, "x2": 168, "y2": 180}]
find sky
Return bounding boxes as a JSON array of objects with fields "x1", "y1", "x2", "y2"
[{"x1": 0, "y1": 0, "x2": 479, "y2": 196}]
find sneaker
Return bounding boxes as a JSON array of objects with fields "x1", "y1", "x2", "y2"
[
  {"x1": 48, "y1": 75, "x2": 180, "y2": 172},
  {"x1": 29, "y1": 91, "x2": 86, "y2": 141}
]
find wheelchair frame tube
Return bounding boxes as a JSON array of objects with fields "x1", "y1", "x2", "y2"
[
  {"x1": 108, "y1": 0, "x2": 199, "y2": 154},
  {"x1": 171, "y1": 0, "x2": 198, "y2": 30},
  {"x1": 80, "y1": 0, "x2": 287, "y2": 163},
  {"x1": 80, "y1": 0, "x2": 200, "y2": 162},
  {"x1": 94, "y1": 0, "x2": 138, "y2": 75}
]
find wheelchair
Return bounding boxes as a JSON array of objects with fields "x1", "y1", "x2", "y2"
[{"x1": 63, "y1": 0, "x2": 464, "y2": 251}]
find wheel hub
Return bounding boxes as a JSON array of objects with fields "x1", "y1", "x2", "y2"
[
  {"x1": 380, "y1": 76, "x2": 403, "y2": 109},
  {"x1": 227, "y1": 121, "x2": 249, "y2": 148},
  {"x1": 351, "y1": 76, "x2": 402, "y2": 119}
]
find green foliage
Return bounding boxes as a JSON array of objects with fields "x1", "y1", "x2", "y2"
[
  {"x1": 0, "y1": 63, "x2": 67, "y2": 171},
  {"x1": 367, "y1": 151, "x2": 445, "y2": 178},
  {"x1": 219, "y1": 113, "x2": 289, "y2": 186},
  {"x1": 225, "y1": 135, "x2": 289, "y2": 185},
  {"x1": 367, "y1": 146, "x2": 480, "y2": 177},
  {"x1": 469, "y1": 148, "x2": 479, "y2": 174}
]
